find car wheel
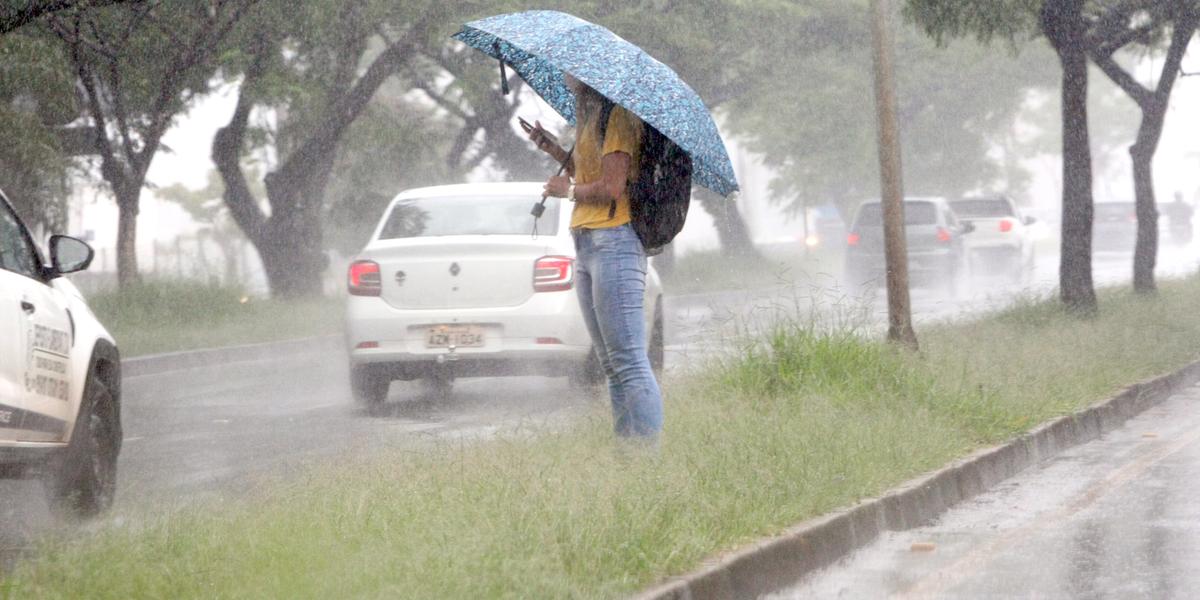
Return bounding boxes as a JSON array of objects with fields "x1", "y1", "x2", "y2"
[
  {"x1": 44, "y1": 370, "x2": 120, "y2": 518},
  {"x1": 649, "y1": 301, "x2": 665, "y2": 380},
  {"x1": 351, "y1": 365, "x2": 390, "y2": 406}
]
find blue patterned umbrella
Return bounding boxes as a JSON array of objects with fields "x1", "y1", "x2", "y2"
[{"x1": 453, "y1": 10, "x2": 739, "y2": 197}]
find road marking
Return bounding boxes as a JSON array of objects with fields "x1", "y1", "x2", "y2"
[
  {"x1": 894, "y1": 427, "x2": 1200, "y2": 598},
  {"x1": 123, "y1": 436, "x2": 144, "y2": 442}
]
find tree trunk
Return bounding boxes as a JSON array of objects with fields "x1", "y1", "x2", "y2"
[
  {"x1": 1043, "y1": 0, "x2": 1097, "y2": 316},
  {"x1": 695, "y1": 192, "x2": 761, "y2": 259},
  {"x1": 115, "y1": 191, "x2": 140, "y2": 286},
  {"x1": 870, "y1": 0, "x2": 918, "y2": 351},
  {"x1": 1130, "y1": 139, "x2": 1159, "y2": 294},
  {"x1": 258, "y1": 175, "x2": 330, "y2": 299}
]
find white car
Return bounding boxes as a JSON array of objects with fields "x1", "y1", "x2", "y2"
[
  {"x1": 0, "y1": 191, "x2": 121, "y2": 517},
  {"x1": 950, "y1": 196, "x2": 1037, "y2": 283},
  {"x1": 344, "y1": 182, "x2": 665, "y2": 405}
]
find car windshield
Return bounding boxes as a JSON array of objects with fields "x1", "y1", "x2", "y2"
[
  {"x1": 378, "y1": 195, "x2": 558, "y2": 239},
  {"x1": 854, "y1": 201, "x2": 937, "y2": 227},
  {"x1": 951, "y1": 199, "x2": 1013, "y2": 218}
]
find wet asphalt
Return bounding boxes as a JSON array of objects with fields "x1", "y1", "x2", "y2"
[
  {"x1": 776, "y1": 383, "x2": 1200, "y2": 599},
  {"x1": 2, "y1": 242, "x2": 1198, "y2": 576}
]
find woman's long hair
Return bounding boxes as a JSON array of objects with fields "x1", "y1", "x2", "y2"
[{"x1": 574, "y1": 82, "x2": 608, "y2": 129}]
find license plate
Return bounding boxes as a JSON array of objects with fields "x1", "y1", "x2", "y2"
[{"x1": 426, "y1": 325, "x2": 485, "y2": 348}]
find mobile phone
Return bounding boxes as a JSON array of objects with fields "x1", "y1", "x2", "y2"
[{"x1": 517, "y1": 116, "x2": 534, "y2": 133}]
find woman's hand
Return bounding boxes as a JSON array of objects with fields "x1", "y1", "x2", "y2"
[
  {"x1": 543, "y1": 175, "x2": 571, "y2": 198},
  {"x1": 529, "y1": 121, "x2": 565, "y2": 162}
]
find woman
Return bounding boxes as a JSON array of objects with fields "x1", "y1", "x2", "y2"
[{"x1": 528, "y1": 76, "x2": 663, "y2": 439}]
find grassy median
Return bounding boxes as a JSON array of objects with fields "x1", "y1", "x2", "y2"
[
  {"x1": 87, "y1": 281, "x2": 343, "y2": 357},
  {"x1": 7, "y1": 278, "x2": 1200, "y2": 598}
]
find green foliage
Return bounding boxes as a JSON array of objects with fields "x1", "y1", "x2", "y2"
[
  {"x1": 904, "y1": 0, "x2": 1041, "y2": 45},
  {"x1": 0, "y1": 30, "x2": 76, "y2": 229},
  {"x1": 724, "y1": 4, "x2": 1058, "y2": 217}
]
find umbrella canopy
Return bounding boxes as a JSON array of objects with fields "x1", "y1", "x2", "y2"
[{"x1": 454, "y1": 10, "x2": 739, "y2": 197}]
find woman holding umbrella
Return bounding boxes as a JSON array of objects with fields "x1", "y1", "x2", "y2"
[
  {"x1": 454, "y1": 10, "x2": 739, "y2": 441},
  {"x1": 529, "y1": 76, "x2": 662, "y2": 440}
]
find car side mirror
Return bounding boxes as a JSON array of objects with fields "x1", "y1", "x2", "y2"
[
  {"x1": 50, "y1": 235, "x2": 94, "y2": 274},
  {"x1": 1023, "y1": 216, "x2": 1037, "y2": 226},
  {"x1": 961, "y1": 222, "x2": 976, "y2": 234}
]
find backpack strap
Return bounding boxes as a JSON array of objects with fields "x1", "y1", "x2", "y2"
[{"x1": 595, "y1": 100, "x2": 619, "y2": 220}]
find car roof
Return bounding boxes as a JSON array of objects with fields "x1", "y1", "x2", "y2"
[{"x1": 390, "y1": 182, "x2": 545, "y2": 201}]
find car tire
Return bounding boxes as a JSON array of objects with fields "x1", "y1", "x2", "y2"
[
  {"x1": 649, "y1": 300, "x2": 665, "y2": 381},
  {"x1": 44, "y1": 370, "x2": 120, "y2": 519},
  {"x1": 351, "y1": 365, "x2": 390, "y2": 406}
]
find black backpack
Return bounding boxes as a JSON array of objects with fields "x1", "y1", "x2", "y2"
[{"x1": 597, "y1": 101, "x2": 692, "y2": 256}]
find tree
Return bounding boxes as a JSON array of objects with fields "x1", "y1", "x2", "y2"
[
  {"x1": 213, "y1": 1, "x2": 460, "y2": 298},
  {"x1": 1086, "y1": 1, "x2": 1200, "y2": 294},
  {"x1": 725, "y1": 2, "x2": 1057, "y2": 225},
  {"x1": 905, "y1": 0, "x2": 1101, "y2": 315},
  {"x1": 0, "y1": 30, "x2": 76, "y2": 231},
  {"x1": 0, "y1": 0, "x2": 135, "y2": 35},
  {"x1": 44, "y1": 0, "x2": 259, "y2": 287}
]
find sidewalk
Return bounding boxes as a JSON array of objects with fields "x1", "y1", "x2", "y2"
[{"x1": 778, "y1": 382, "x2": 1200, "y2": 598}]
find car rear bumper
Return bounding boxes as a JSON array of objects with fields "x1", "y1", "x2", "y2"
[
  {"x1": 351, "y1": 349, "x2": 591, "y2": 380},
  {"x1": 846, "y1": 250, "x2": 959, "y2": 287},
  {"x1": 345, "y1": 290, "x2": 591, "y2": 375}
]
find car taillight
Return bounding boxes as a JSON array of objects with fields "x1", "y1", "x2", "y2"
[
  {"x1": 847, "y1": 232, "x2": 860, "y2": 246},
  {"x1": 348, "y1": 260, "x2": 381, "y2": 296},
  {"x1": 534, "y1": 256, "x2": 573, "y2": 292},
  {"x1": 998, "y1": 219, "x2": 1014, "y2": 233},
  {"x1": 936, "y1": 227, "x2": 952, "y2": 243}
]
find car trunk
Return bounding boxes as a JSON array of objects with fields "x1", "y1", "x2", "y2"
[
  {"x1": 856, "y1": 224, "x2": 945, "y2": 253},
  {"x1": 367, "y1": 239, "x2": 556, "y2": 310}
]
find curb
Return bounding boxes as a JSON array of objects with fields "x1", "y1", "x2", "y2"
[
  {"x1": 121, "y1": 335, "x2": 344, "y2": 378},
  {"x1": 634, "y1": 359, "x2": 1200, "y2": 600}
]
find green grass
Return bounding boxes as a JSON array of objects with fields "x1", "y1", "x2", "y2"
[
  {"x1": 9, "y1": 278, "x2": 1200, "y2": 598},
  {"x1": 87, "y1": 281, "x2": 343, "y2": 357}
]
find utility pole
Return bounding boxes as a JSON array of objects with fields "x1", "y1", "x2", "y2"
[{"x1": 869, "y1": 0, "x2": 918, "y2": 351}]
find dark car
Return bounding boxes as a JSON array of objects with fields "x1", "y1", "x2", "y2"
[
  {"x1": 1093, "y1": 201, "x2": 1137, "y2": 252},
  {"x1": 843, "y1": 197, "x2": 974, "y2": 296}
]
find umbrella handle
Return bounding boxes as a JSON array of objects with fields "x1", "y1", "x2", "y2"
[{"x1": 532, "y1": 145, "x2": 574, "y2": 218}]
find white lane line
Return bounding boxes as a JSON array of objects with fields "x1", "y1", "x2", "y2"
[{"x1": 123, "y1": 436, "x2": 144, "y2": 442}]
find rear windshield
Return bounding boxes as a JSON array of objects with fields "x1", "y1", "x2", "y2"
[
  {"x1": 950, "y1": 199, "x2": 1013, "y2": 218},
  {"x1": 378, "y1": 195, "x2": 559, "y2": 239},
  {"x1": 1095, "y1": 203, "x2": 1135, "y2": 219},
  {"x1": 854, "y1": 201, "x2": 937, "y2": 227}
]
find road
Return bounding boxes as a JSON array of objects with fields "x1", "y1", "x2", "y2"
[
  {"x1": 2, "y1": 241, "x2": 1197, "y2": 571},
  {"x1": 775, "y1": 382, "x2": 1200, "y2": 599}
]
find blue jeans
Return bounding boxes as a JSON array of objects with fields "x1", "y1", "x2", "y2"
[{"x1": 573, "y1": 224, "x2": 663, "y2": 438}]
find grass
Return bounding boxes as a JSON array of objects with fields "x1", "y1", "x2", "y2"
[
  {"x1": 87, "y1": 280, "x2": 344, "y2": 357},
  {"x1": 8, "y1": 278, "x2": 1200, "y2": 598}
]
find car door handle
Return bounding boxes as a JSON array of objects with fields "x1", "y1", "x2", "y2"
[{"x1": 20, "y1": 300, "x2": 35, "y2": 314}]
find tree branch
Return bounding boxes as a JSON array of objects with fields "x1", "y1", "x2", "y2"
[
  {"x1": 1090, "y1": 50, "x2": 1155, "y2": 108},
  {"x1": 0, "y1": 0, "x2": 135, "y2": 35},
  {"x1": 212, "y1": 39, "x2": 271, "y2": 245},
  {"x1": 271, "y1": 13, "x2": 434, "y2": 191}
]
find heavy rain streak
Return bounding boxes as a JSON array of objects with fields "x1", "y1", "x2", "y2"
[{"x1": 2, "y1": 1, "x2": 1200, "y2": 598}]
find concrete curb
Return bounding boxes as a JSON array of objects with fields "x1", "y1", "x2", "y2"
[
  {"x1": 634, "y1": 360, "x2": 1200, "y2": 600},
  {"x1": 121, "y1": 335, "x2": 343, "y2": 378}
]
